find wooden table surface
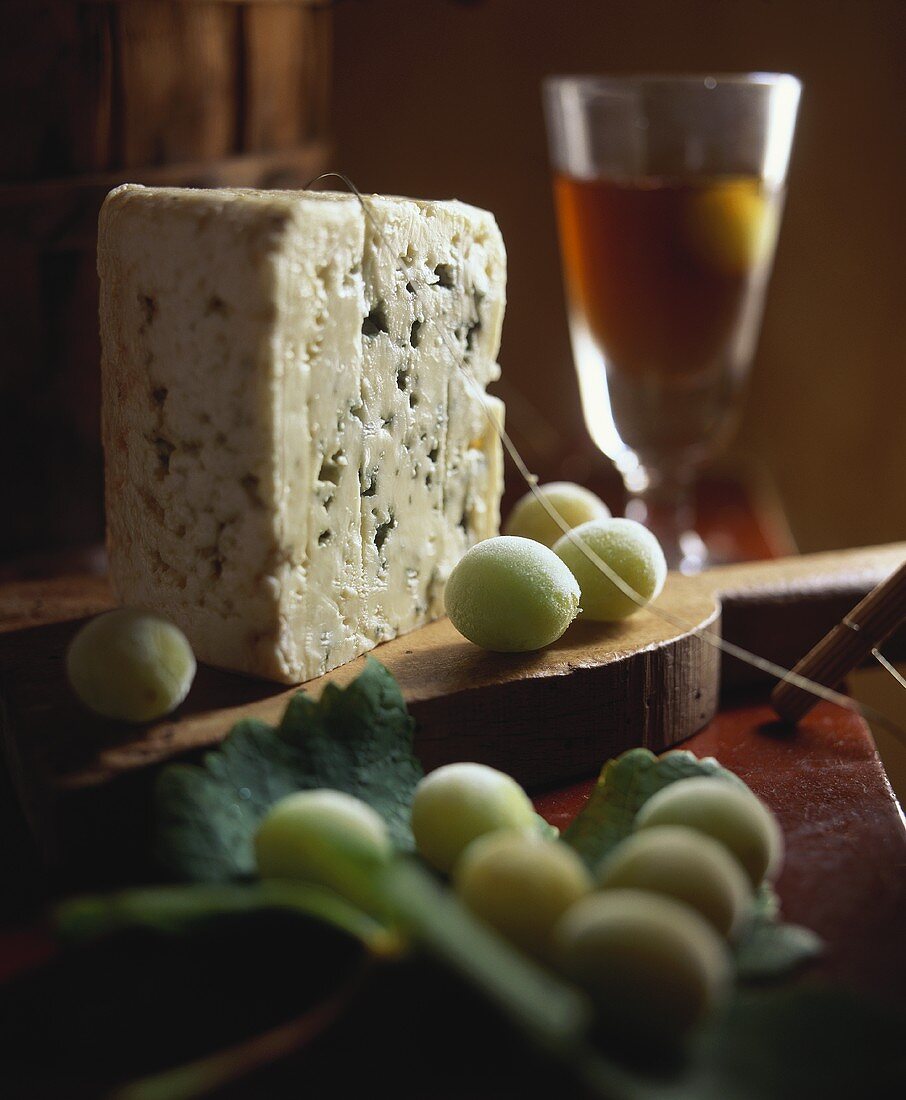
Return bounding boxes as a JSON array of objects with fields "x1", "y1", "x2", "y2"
[
  {"x1": 0, "y1": 477, "x2": 904, "y2": 1076},
  {"x1": 535, "y1": 697, "x2": 906, "y2": 1002}
]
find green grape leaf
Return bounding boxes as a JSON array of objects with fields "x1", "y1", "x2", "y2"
[
  {"x1": 153, "y1": 659, "x2": 422, "y2": 882},
  {"x1": 735, "y1": 885, "x2": 823, "y2": 980},
  {"x1": 534, "y1": 813, "x2": 561, "y2": 841},
  {"x1": 563, "y1": 747, "x2": 822, "y2": 982},
  {"x1": 55, "y1": 882, "x2": 395, "y2": 954},
  {"x1": 563, "y1": 747, "x2": 742, "y2": 868}
]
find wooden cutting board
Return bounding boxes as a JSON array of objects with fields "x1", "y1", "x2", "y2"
[{"x1": 1, "y1": 542, "x2": 904, "y2": 893}]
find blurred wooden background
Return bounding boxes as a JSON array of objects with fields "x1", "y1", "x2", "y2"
[
  {"x1": 3, "y1": 0, "x2": 902, "y2": 560},
  {"x1": 333, "y1": 0, "x2": 906, "y2": 555},
  {"x1": 0, "y1": 0, "x2": 332, "y2": 560}
]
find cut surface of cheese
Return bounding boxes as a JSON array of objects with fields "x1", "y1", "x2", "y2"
[{"x1": 98, "y1": 184, "x2": 506, "y2": 683}]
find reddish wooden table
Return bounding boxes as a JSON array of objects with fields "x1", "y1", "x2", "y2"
[
  {"x1": 535, "y1": 698, "x2": 906, "y2": 1002},
  {"x1": 0, "y1": 478, "x2": 904, "y2": 1093}
]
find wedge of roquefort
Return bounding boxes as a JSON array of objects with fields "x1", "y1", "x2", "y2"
[{"x1": 98, "y1": 185, "x2": 505, "y2": 683}]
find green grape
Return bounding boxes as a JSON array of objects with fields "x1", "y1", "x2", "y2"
[
  {"x1": 682, "y1": 179, "x2": 778, "y2": 276},
  {"x1": 503, "y1": 482, "x2": 611, "y2": 549},
  {"x1": 255, "y1": 790, "x2": 391, "y2": 908},
  {"x1": 555, "y1": 888, "x2": 731, "y2": 1038},
  {"x1": 455, "y1": 831, "x2": 593, "y2": 960},
  {"x1": 595, "y1": 825, "x2": 753, "y2": 939},
  {"x1": 634, "y1": 777, "x2": 783, "y2": 886},
  {"x1": 553, "y1": 517, "x2": 667, "y2": 622},
  {"x1": 411, "y1": 762, "x2": 537, "y2": 874},
  {"x1": 444, "y1": 535, "x2": 580, "y2": 652},
  {"x1": 66, "y1": 608, "x2": 196, "y2": 722}
]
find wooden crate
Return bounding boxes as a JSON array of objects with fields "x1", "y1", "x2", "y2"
[{"x1": 0, "y1": 0, "x2": 333, "y2": 558}]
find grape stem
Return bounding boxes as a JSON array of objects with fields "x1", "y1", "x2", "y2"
[{"x1": 378, "y1": 859, "x2": 644, "y2": 1099}]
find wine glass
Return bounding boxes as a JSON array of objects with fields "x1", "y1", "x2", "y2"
[{"x1": 543, "y1": 73, "x2": 801, "y2": 572}]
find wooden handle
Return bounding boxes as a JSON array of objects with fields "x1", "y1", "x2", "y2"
[
  {"x1": 689, "y1": 542, "x2": 906, "y2": 689},
  {"x1": 770, "y1": 561, "x2": 906, "y2": 721}
]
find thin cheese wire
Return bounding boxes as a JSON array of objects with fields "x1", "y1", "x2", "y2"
[
  {"x1": 305, "y1": 173, "x2": 906, "y2": 744},
  {"x1": 874, "y1": 649, "x2": 906, "y2": 692}
]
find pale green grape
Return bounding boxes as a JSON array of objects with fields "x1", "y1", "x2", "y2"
[
  {"x1": 552, "y1": 517, "x2": 667, "y2": 622},
  {"x1": 595, "y1": 825, "x2": 753, "y2": 939},
  {"x1": 411, "y1": 762, "x2": 537, "y2": 874},
  {"x1": 634, "y1": 777, "x2": 783, "y2": 886},
  {"x1": 682, "y1": 179, "x2": 778, "y2": 276},
  {"x1": 66, "y1": 608, "x2": 196, "y2": 722},
  {"x1": 455, "y1": 832, "x2": 593, "y2": 960},
  {"x1": 444, "y1": 536, "x2": 580, "y2": 652},
  {"x1": 503, "y1": 482, "x2": 611, "y2": 549},
  {"x1": 555, "y1": 889, "x2": 731, "y2": 1037},
  {"x1": 255, "y1": 790, "x2": 391, "y2": 908}
]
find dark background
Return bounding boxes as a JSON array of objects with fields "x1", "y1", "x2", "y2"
[
  {"x1": 333, "y1": 0, "x2": 906, "y2": 554},
  {"x1": 2, "y1": 0, "x2": 904, "y2": 560}
]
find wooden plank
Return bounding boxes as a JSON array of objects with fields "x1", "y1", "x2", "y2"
[
  {"x1": 2, "y1": 544, "x2": 904, "y2": 892},
  {"x1": 0, "y1": 145, "x2": 332, "y2": 245},
  {"x1": 67, "y1": 1, "x2": 116, "y2": 174},
  {"x1": 244, "y1": 5, "x2": 308, "y2": 151},
  {"x1": 242, "y1": 2, "x2": 332, "y2": 153},
  {"x1": 0, "y1": 571, "x2": 720, "y2": 791},
  {"x1": 74, "y1": 1, "x2": 326, "y2": 5},
  {"x1": 1, "y1": 543, "x2": 903, "y2": 783},
  {"x1": 0, "y1": 2, "x2": 77, "y2": 180},
  {"x1": 0, "y1": 2, "x2": 328, "y2": 180},
  {"x1": 116, "y1": 0, "x2": 239, "y2": 166}
]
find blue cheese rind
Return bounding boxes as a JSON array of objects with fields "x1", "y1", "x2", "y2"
[{"x1": 99, "y1": 185, "x2": 506, "y2": 683}]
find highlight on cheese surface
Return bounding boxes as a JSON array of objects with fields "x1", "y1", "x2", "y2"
[
  {"x1": 411, "y1": 762, "x2": 537, "y2": 874},
  {"x1": 554, "y1": 888, "x2": 732, "y2": 1038},
  {"x1": 503, "y1": 481, "x2": 611, "y2": 548},
  {"x1": 444, "y1": 535, "x2": 581, "y2": 652},
  {"x1": 98, "y1": 185, "x2": 506, "y2": 684},
  {"x1": 66, "y1": 608, "x2": 196, "y2": 722},
  {"x1": 553, "y1": 517, "x2": 666, "y2": 622},
  {"x1": 634, "y1": 777, "x2": 784, "y2": 886}
]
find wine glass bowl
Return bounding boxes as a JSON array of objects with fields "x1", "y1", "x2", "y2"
[{"x1": 544, "y1": 74, "x2": 801, "y2": 572}]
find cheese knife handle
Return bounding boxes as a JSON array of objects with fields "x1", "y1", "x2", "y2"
[{"x1": 771, "y1": 560, "x2": 906, "y2": 722}]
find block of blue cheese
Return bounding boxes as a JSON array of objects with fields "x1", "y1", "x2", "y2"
[{"x1": 98, "y1": 185, "x2": 506, "y2": 683}]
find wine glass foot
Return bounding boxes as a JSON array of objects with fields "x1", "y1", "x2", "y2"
[
  {"x1": 624, "y1": 492, "x2": 709, "y2": 574},
  {"x1": 676, "y1": 529, "x2": 709, "y2": 575}
]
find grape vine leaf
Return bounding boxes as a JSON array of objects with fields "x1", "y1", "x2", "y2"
[
  {"x1": 563, "y1": 747, "x2": 745, "y2": 867},
  {"x1": 153, "y1": 659, "x2": 422, "y2": 882},
  {"x1": 563, "y1": 747, "x2": 823, "y2": 981},
  {"x1": 735, "y1": 887, "x2": 822, "y2": 980}
]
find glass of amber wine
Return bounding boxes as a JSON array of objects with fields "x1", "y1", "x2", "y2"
[{"x1": 544, "y1": 73, "x2": 801, "y2": 572}]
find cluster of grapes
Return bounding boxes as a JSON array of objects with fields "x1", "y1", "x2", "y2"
[
  {"x1": 445, "y1": 482, "x2": 668, "y2": 652},
  {"x1": 255, "y1": 760, "x2": 782, "y2": 1039}
]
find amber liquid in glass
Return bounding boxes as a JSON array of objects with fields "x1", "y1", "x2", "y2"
[{"x1": 554, "y1": 173, "x2": 782, "y2": 468}]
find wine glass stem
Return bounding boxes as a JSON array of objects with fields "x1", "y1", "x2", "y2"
[{"x1": 624, "y1": 470, "x2": 707, "y2": 574}]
